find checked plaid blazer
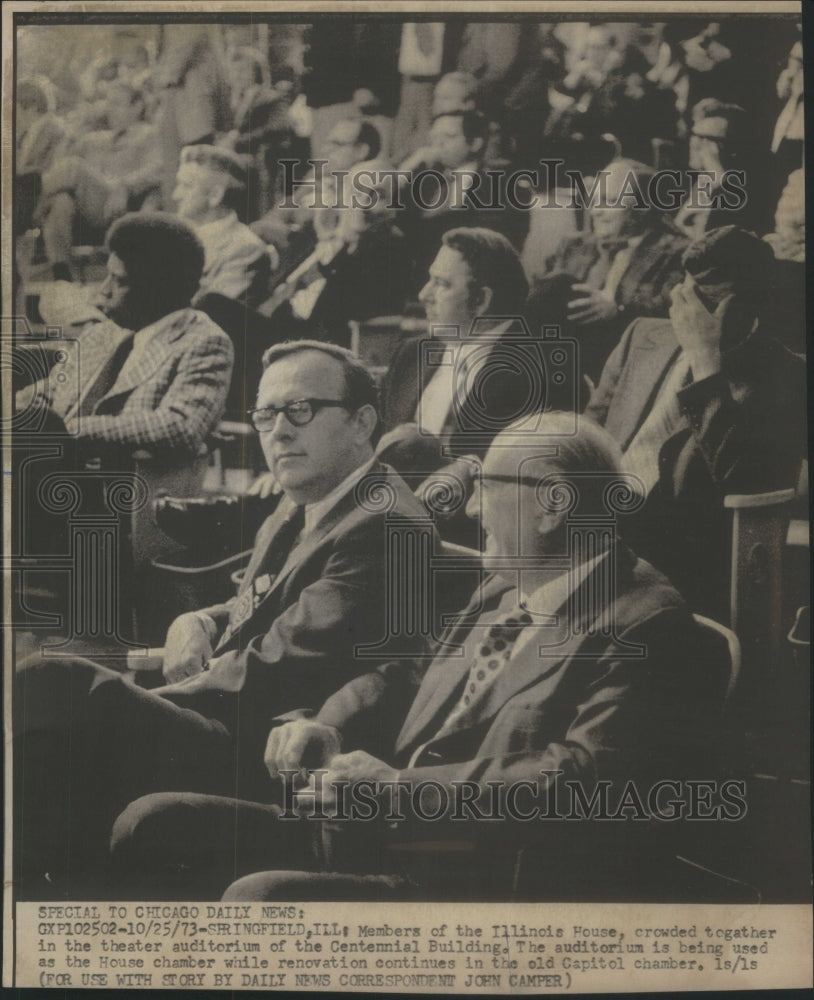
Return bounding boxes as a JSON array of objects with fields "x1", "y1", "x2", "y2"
[{"x1": 51, "y1": 307, "x2": 234, "y2": 455}]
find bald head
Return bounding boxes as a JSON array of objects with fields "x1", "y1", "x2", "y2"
[{"x1": 472, "y1": 414, "x2": 626, "y2": 572}]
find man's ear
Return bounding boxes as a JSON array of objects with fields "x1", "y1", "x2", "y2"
[
  {"x1": 470, "y1": 136, "x2": 485, "y2": 156},
  {"x1": 474, "y1": 284, "x2": 494, "y2": 314},
  {"x1": 208, "y1": 181, "x2": 227, "y2": 210},
  {"x1": 536, "y1": 506, "x2": 568, "y2": 541},
  {"x1": 354, "y1": 403, "x2": 379, "y2": 444}
]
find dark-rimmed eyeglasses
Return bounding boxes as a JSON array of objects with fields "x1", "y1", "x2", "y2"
[{"x1": 247, "y1": 398, "x2": 349, "y2": 431}]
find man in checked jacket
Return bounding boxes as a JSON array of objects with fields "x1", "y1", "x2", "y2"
[{"x1": 17, "y1": 212, "x2": 233, "y2": 461}]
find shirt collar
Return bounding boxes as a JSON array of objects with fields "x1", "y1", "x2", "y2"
[
  {"x1": 520, "y1": 548, "x2": 610, "y2": 617},
  {"x1": 194, "y1": 211, "x2": 238, "y2": 242},
  {"x1": 303, "y1": 456, "x2": 377, "y2": 536}
]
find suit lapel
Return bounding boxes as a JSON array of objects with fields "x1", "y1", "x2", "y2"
[
  {"x1": 396, "y1": 545, "x2": 637, "y2": 756},
  {"x1": 616, "y1": 229, "x2": 661, "y2": 301},
  {"x1": 57, "y1": 323, "x2": 132, "y2": 420},
  {"x1": 394, "y1": 577, "x2": 512, "y2": 755},
  {"x1": 238, "y1": 496, "x2": 298, "y2": 593},
  {"x1": 98, "y1": 310, "x2": 190, "y2": 403},
  {"x1": 224, "y1": 462, "x2": 391, "y2": 646},
  {"x1": 606, "y1": 321, "x2": 683, "y2": 449}
]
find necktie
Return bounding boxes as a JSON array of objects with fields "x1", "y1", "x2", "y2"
[
  {"x1": 436, "y1": 607, "x2": 534, "y2": 737},
  {"x1": 261, "y1": 503, "x2": 306, "y2": 581},
  {"x1": 67, "y1": 331, "x2": 135, "y2": 420},
  {"x1": 219, "y1": 504, "x2": 306, "y2": 646}
]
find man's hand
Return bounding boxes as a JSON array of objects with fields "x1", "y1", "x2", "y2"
[
  {"x1": 247, "y1": 470, "x2": 282, "y2": 499},
  {"x1": 567, "y1": 284, "x2": 619, "y2": 324},
  {"x1": 103, "y1": 183, "x2": 129, "y2": 221},
  {"x1": 399, "y1": 145, "x2": 439, "y2": 173},
  {"x1": 264, "y1": 720, "x2": 342, "y2": 779},
  {"x1": 162, "y1": 612, "x2": 216, "y2": 683},
  {"x1": 294, "y1": 750, "x2": 398, "y2": 815},
  {"x1": 669, "y1": 281, "x2": 732, "y2": 381}
]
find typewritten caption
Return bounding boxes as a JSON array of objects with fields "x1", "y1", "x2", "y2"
[{"x1": 16, "y1": 903, "x2": 812, "y2": 991}]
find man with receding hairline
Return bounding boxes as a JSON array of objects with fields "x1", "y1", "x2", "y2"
[{"x1": 110, "y1": 413, "x2": 721, "y2": 901}]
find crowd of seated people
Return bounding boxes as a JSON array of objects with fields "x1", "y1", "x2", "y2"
[{"x1": 12, "y1": 16, "x2": 808, "y2": 904}]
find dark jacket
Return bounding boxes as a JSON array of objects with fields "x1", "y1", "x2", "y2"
[{"x1": 585, "y1": 316, "x2": 806, "y2": 615}]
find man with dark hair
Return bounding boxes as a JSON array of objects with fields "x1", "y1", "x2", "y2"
[
  {"x1": 585, "y1": 225, "x2": 806, "y2": 617},
  {"x1": 376, "y1": 227, "x2": 572, "y2": 547},
  {"x1": 379, "y1": 227, "x2": 535, "y2": 460},
  {"x1": 173, "y1": 144, "x2": 275, "y2": 308},
  {"x1": 675, "y1": 98, "x2": 769, "y2": 238},
  {"x1": 257, "y1": 160, "x2": 412, "y2": 348},
  {"x1": 16, "y1": 212, "x2": 233, "y2": 457},
  {"x1": 252, "y1": 116, "x2": 383, "y2": 291},
  {"x1": 14, "y1": 340, "x2": 431, "y2": 899},
  {"x1": 399, "y1": 110, "x2": 529, "y2": 275}
]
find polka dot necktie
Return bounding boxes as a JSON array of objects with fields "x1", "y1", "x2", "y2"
[{"x1": 437, "y1": 607, "x2": 534, "y2": 736}]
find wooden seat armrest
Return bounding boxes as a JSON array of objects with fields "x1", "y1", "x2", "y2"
[{"x1": 724, "y1": 489, "x2": 796, "y2": 510}]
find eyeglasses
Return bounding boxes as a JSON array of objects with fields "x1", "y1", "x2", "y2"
[
  {"x1": 476, "y1": 474, "x2": 545, "y2": 489},
  {"x1": 247, "y1": 398, "x2": 349, "y2": 431}
]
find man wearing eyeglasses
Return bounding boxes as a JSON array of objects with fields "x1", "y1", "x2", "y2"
[
  {"x1": 110, "y1": 413, "x2": 723, "y2": 901},
  {"x1": 14, "y1": 341, "x2": 432, "y2": 899}
]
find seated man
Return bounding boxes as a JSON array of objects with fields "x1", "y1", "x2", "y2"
[
  {"x1": 35, "y1": 82, "x2": 162, "y2": 275},
  {"x1": 377, "y1": 227, "x2": 577, "y2": 535},
  {"x1": 16, "y1": 212, "x2": 233, "y2": 460},
  {"x1": 584, "y1": 226, "x2": 806, "y2": 618},
  {"x1": 527, "y1": 157, "x2": 688, "y2": 383},
  {"x1": 252, "y1": 116, "x2": 382, "y2": 276},
  {"x1": 260, "y1": 160, "x2": 413, "y2": 346},
  {"x1": 398, "y1": 110, "x2": 530, "y2": 276},
  {"x1": 15, "y1": 77, "x2": 66, "y2": 234},
  {"x1": 674, "y1": 98, "x2": 769, "y2": 240},
  {"x1": 110, "y1": 414, "x2": 723, "y2": 902},
  {"x1": 14, "y1": 341, "x2": 432, "y2": 899},
  {"x1": 173, "y1": 144, "x2": 275, "y2": 309}
]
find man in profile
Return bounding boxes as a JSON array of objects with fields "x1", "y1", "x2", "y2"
[
  {"x1": 377, "y1": 227, "x2": 575, "y2": 544},
  {"x1": 16, "y1": 212, "x2": 233, "y2": 460},
  {"x1": 15, "y1": 342, "x2": 431, "y2": 899},
  {"x1": 173, "y1": 144, "x2": 274, "y2": 308}
]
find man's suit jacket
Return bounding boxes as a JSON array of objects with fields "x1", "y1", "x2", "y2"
[
  {"x1": 307, "y1": 224, "x2": 413, "y2": 340},
  {"x1": 529, "y1": 224, "x2": 689, "y2": 382},
  {"x1": 52, "y1": 308, "x2": 233, "y2": 455},
  {"x1": 315, "y1": 543, "x2": 724, "y2": 817},
  {"x1": 585, "y1": 316, "x2": 806, "y2": 614},
  {"x1": 182, "y1": 462, "x2": 435, "y2": 732},
  {"x1": 195, "y1": 214, "x2": 274, "y2": 311},
  {"x1": 380, "y1": 322, "x2": 575, "y2": 461},
  {"x1": 544, "y1": 225, "x2": 689, "y2": 324}
]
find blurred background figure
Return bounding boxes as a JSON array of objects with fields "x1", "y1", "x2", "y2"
[
  {"x1": 219, "y1": 46, "x2": 295, "y2": 217},
  {"x1": 15, "y1": 77, "x2": 65, "y2": 233},
  {"x1": 153, "y1": 23, "x2": 230, "y2": 208},
  {"x1": 34, "y1": 81, "x2": 162, "y2": 278},
  {"x1": 172, "y1": 144, "x2": 275, "y2": 309}
]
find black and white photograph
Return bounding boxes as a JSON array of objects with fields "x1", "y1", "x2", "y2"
[{"x1": 4, "y1": 1, "x2": 811, "y2": 993}]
